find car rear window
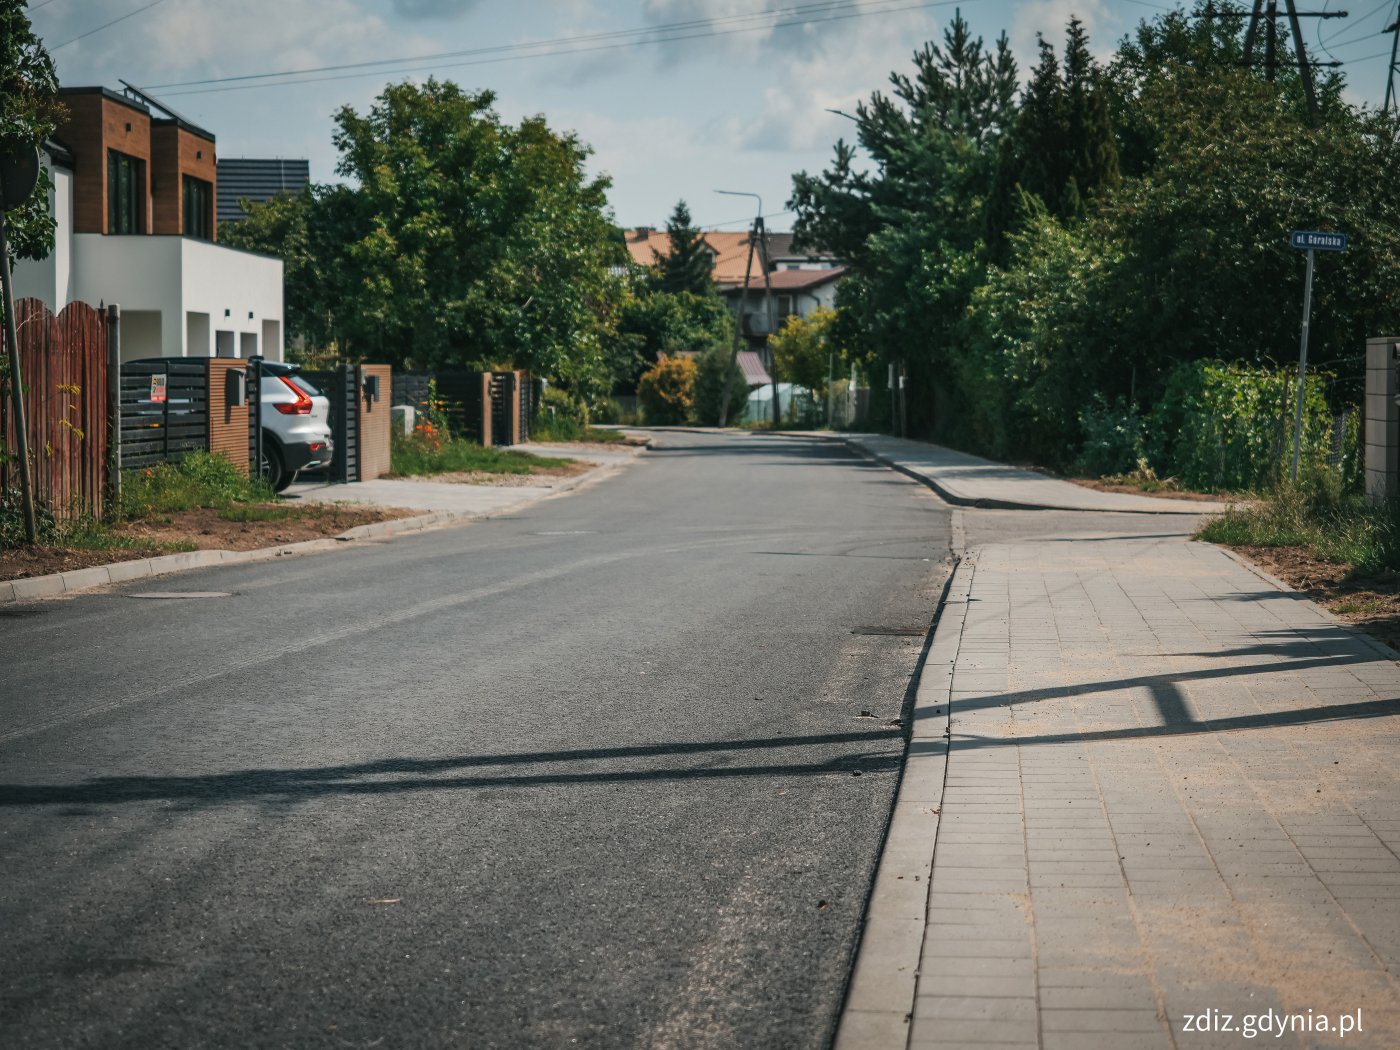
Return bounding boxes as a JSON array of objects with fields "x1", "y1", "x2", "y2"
[{"x1": 289, "y1": 375, "x2": 322, "y2": 397}]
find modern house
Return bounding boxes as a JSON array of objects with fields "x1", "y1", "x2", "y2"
[
  {"x1": 13, "y1": 84, "x2": 285, "y2": 363},
  {"x1": 217, "y1": 157, "x2": 310, "y2": 225}
]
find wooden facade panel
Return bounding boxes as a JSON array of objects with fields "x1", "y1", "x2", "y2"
[
  {"x1": 357, "y1": 365, "x2": 393, "y2": 481},
  {"x1": 207, "y1": 359, "x2": 251, "y2": 476},
  {"x1": 57, "y1": 92, "x2": 154, "y2": 235},
  {"x1": 152, "y1": 124, "x2": 217, "y2": 237}
]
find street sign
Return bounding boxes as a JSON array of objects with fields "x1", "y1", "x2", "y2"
[{"x1": 1289, "y1": 230, "x2": 1348, "y2": 251}]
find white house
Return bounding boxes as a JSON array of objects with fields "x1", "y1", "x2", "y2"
[{"x1": 13, "y1": 85, "x2": 284, "y2": 363}]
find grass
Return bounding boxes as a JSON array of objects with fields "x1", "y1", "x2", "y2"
[
  {"x1": 391, "y1": 433, "x2": 573, "y2": 476},
  {"x1": 1, "y1": 451, "x2": 280, "y2": 552},
  {"x1": 121, "y1": 451, "x2": 275, "y2": 518},
  {"x1": 1196, "y1": 482, "x2": 1400, "y2": 574},
  {"x1": 528, "y1": 414, "x2": 628, "y2": 444},
  {"x1": 1099, "y1": 458, "x2": 1180, "y2": 493}
]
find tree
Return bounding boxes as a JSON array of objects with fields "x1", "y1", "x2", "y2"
[
  {"x1": 612, "y1": 281, "x2": 732, "y2": 389},
  {"x1": 0, "y1": 0, "x2": 60, "y2": 261},
  {"x1": 692, "y1": 346, "x2": 748, "y2": 425},
  {"x1": 654, "y1": 200, "x2": 714, "y2": 296},
  {"x1": 769, "y1": 307, "x2": 838, "y2": 398},
  {"x1": 230, "y1": 80, "x2": 628, "y2": 404}
]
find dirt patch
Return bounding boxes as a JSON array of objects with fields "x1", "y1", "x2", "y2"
[
  {"x1": 1069, "y1": 477, "x2": 1235, "y2": 503},
  {"x1": 0, "y1": 503, "x2": 416, "y2": 583},
  {"x1": 388, "y1": 460, "x2": 594, "y2": 487},
  {"x1": 1230, "y1": 544, "x2": 1400, "y2": 653}
]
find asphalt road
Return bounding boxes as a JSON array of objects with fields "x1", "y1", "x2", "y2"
[{"x1": 0, "y1": 430, "x2": 951, "y2": 1050}]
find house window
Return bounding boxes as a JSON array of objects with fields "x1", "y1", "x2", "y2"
[
  {"x1": 107, "y1": 149, "x2": 145, "y2": 234},
  {"x1": 183, "y1": 175, "x2": 213, "y2": 240}
]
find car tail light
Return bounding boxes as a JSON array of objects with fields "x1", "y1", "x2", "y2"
[
  {"x1": 308, "y1": 443, "x2": 325, "y2": 452},
  {"x1": 273, "y1": 375, "x2": 313, "y2": 414}
]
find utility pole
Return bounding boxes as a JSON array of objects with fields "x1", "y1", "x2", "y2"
[
  {"x1": 715, "y1": 190, "x2": 766, "y2": 429},
  {"x1": 718, "y1": 222, "x2": 758, "y2": 429},
  {"x1": 0, "y1": 153, "x2": 40, "y2": 543},
  {"x1": 1199, "y1": 0, "x2": 1346, "y2": 116},
  {"x1": 1384, "y1": 7, "x2": 1399, "y2": 113},
  {"x1": 754, "y1": 218, "x2": 779, "y2": 428}
]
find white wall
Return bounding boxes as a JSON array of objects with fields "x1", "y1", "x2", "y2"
[
  {"x1": 181, "y1": 239, "x2": 284, "y2": 362},
  {"x1": 68, "y1": 235, "x2": 283, "y2": 360},
  {"x1": 11, "y1": 164, "x2": 73, "y2": 308},
  {"x1": 120, "y1": 311, "x2": 163, "y2": 361}
]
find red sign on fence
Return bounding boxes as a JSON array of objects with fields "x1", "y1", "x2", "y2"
[{"x1": 150, "y1": 374, "x2": 167, "y2": 404}]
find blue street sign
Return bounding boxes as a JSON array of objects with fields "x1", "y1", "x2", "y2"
[{"x1": 1289, "y1": 230, "x2": 1348, "y2": 251}]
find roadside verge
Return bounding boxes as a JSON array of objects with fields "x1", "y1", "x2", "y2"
[{"x1": 0, "y1": 458, "x2": 627, "y2": 604}]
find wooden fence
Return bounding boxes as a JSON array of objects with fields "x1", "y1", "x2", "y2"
[{"x1": 0, "y1": 298, "x2": 109, "y2": 521}]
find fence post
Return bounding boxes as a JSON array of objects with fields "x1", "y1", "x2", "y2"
[{"x1": 106, "y1": 304, "x2": 121, "y2": 518}]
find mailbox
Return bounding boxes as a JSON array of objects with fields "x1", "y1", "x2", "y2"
[
  {"x1": 362, "y1": 373, "x2": 381, "y2": 403},
  {"x1": 226, "y1": 369, "x2": 248, "y2": 407}
]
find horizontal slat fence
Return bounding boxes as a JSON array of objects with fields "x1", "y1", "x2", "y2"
[{"x1": 119, "y1": 359, "x2": 208, "y2": 469}]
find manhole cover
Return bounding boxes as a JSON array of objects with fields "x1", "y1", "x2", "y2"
[
  {"x1": 126, "y1": 592, "x2": 232, "y2": 600},
  {"x1": 851, "y1": 626, "x2": 924, "y2": 636}
]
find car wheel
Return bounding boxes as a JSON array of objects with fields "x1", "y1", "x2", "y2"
[{"x1": 260, "y1": 444, "x2": 290, "y2": 493}]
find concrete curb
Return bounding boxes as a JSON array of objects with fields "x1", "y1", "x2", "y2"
[
  {"x1": 833, "y1": 552, "x2": 976, "y2": 1049},
  {"x1": 842, "y1": 437, "x2": 1219, "y2": 516},
  {"x1": 0, "y1": 461, "x2": 622, "y2": 605},
  {"x1": 1214, "y1": 544, "x2": 1400, "y2": 663}
]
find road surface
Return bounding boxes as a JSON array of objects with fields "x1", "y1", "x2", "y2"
[{"x1": 1, "y1": 430, "x2": 950, "y2": 1050}]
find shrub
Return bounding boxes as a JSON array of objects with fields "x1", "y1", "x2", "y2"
[
  {"x1": 692, "y1": 346, "x2": 749, "y2": 426},
  {"x1": 1144, "y1": 360, "x2": 1331, "y2": 493},
  {"x1": 532, "y1": 385, "x2": 590, "y2": 441},
  {"x1": 120, "y1": 451, "x2": 271, "y2": 518},
  {"x1": 1074, "y1": 396, "x2": 1145, "y2": 477},
  {"x1": 637, "y1": 356, "x2": 697, "y2": 424}
]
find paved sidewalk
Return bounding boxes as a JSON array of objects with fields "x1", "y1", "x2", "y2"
[
  {"x1": 844, "y1": 535, "x2": 1400, "y2": 1049},
  {"x1": 845, "y1": 434, "x2": 1232, "y2": 515}
]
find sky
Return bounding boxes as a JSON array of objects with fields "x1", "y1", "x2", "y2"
[{"x1": 29, "y1": 0, "x2": 1400, "y2": 233}]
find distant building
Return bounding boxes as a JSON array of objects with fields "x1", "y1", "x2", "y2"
[
  {"x1": 216, "y1": 158, "x2": 311, "y2": 225},
  {"x1": 14, "y1": 84, "x2": 285, "y2": 362},
  {"x1": 623, "y1": 227, "x2": 840, "y2": 292}
]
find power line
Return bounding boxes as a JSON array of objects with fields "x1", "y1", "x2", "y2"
[
  {"x1": 1384, "y1": 0, "x2": 1399, "y2": 109},
  {"x1": 146, "y1": 0, "x2": 891, "y2": 91},
  {"x1": 149, "y1": 0, "x2": 968, "y2": 98},
  {"x1": 50, "y1": 0, "x2": 167, "y2": 50},
  {"x1": 1199, "y1": 0, "x2": 1348, "y2": 114}
]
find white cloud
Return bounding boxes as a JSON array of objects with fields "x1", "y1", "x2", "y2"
[{"x1": 1008, "y1": 0, "x2": 1119, "y2": 72}]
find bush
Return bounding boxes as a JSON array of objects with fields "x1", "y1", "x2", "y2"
[
  {"x1": 1198, "y1": 482, "x2": 1400, "y2": 575},
  {"x1": 1074, "y1": 396, "x2": 1145, "y2": 477},
  {"x1": 532, "y1": 385, "x2": 589, "y2": 441},
  {"x1": 637, "y1": 356, "x2": 696, "y2": 424},
  {"x1": 120, "y1": 451, "x2": 271, "y2": 518},
  {"x1": 692, "y1": 346, "x2": 749, "y2": 426},
  {"x1": 390, "y1": 431, "x2": 572, "y2": 476},
  {"x1": 1144, "y1": 360, "x2": 1331, "y2": 493}
]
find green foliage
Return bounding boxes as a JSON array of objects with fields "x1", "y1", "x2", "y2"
[
  {"x1": 0, "y1": 488, "x2": 60, "y2": 547},
  {"x1": 692, "y1": 347, "x2": 749, "y2": 426},
  {"x1": 119, "y1": 452, "x2": 274, "y2": 518},
  {"x1": 789, "y1": 4, "x2": 1400, "y2": 472},
  {"x1": 655, "y1": 200, "x2": 714, "y2": 296},
  {"x1": 769, "y1": 307, "x2": 838, "y2": 396},
  {"x1": 390, "y1": 431, "x2": 572, "y2": 476},
  {"x1": 637, "y1": 356, "x2": 697, "y2": 425},
  {"x1": 1198, "y1": 485, "x2": 1400, "y2": 575},
  {"x1": 224, "y1": 80, "x2": 629, "y2": 402},
  {"x1": 613, "y1": 284, "x2": 733, "y2": 390},
  {"x1": 1074, "y1": 396, "x2": 1145, "y2": 478},
  {"x1": 0, "y1": 0, "x2": 59, "y2": 262},
  {"x1": 531, "y1": 385, "x2": 589, "y2": 441}
]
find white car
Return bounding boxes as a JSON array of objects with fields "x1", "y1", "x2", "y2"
[{"x1": 258, "y1": 362, "x2": 333, "y2": 492}]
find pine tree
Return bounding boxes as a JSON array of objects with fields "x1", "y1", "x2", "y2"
[{"x1": 655, "y1": 200, "x2": 714, "y2": 296}]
